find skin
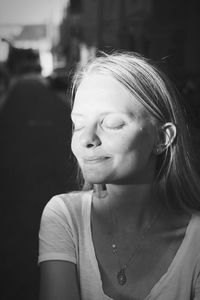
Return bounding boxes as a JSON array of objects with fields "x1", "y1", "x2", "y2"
[
  {"x1": 71, "y1": 73, "x2": 162, "y2": 225},
  {"x1": 71, "y1": 73, "x2": 158, "y2": 186}
]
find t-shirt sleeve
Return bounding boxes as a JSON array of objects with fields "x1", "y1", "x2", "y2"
[{"x1": 38, "y1": 195, "x2": 77, "y2": 264}]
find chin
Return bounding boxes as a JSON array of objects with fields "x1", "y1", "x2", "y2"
[
  {"x1": 83, "y1": 171, "x2": 110, "y2": 185},
  {"x1": 86, "y1": 173, "x2": 154, "y2": 186},
  {"x1": 84, "y1": 176, "x2": 107, "y2": 185}
]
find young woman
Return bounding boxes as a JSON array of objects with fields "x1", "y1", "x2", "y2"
[{"x1": 38, "y1": 52, "x2": 200, "y2": 300}]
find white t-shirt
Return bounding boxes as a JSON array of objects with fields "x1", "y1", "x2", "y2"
[{"x1": 38, "y1": 190, "x2": 200, "y2": 300}]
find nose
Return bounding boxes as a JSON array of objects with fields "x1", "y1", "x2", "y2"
[{"x1": 80, "y1": 126, "x2": 101, "y2": 148}]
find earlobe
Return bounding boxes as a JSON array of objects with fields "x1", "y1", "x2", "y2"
[{"x1": 154, "y1": 122, "x2": 177, "y2": 155}]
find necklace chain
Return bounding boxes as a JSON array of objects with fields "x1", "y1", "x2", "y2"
[{"x1": 108, "y1": 202, "x2": 161, "y2": 286}]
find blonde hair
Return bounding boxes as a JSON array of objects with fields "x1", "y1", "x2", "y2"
[{"x1": 71, "y1": 51, "x2": 200, "y2": 212}]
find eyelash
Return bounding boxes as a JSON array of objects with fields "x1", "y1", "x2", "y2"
[
  {"x1": 101, "y1": 118, "x2": 126, "y2": 130},
  {"x1": 72, "y1": 120, "x2": 126, "y2": 131},
  {"x1": 102, "y1": 123, "x2": 125, "y2": 130}
]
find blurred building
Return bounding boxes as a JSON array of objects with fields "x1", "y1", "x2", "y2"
[
  {"x1": 80, "y1": 0, "x2": 151, "y2": 51},
  {"x1": 60, "y1": 0, "x2": 200, "y2": 76},
  {"x1": 0, "y1": 23, "x2": 58, "y2": 76}
]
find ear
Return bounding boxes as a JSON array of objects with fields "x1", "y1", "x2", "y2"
[{"x1": 154, "y1": 122, "x2": 177, "y2": 155}]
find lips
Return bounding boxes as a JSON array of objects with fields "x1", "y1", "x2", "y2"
[{"x1": 83, "y1": 156, "x2": 110, "y2": 163}]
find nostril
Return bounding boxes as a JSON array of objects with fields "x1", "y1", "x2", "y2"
[
  {"x1": 87, "y1": 143, "x2": 95, "y2": 148},
  {"x1": 80, "y1": 129, "x2": 101, "y2": 148}
]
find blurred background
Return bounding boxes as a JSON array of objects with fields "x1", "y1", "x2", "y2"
[{"x1": 0, "y1": 0, "x2": 200, "y2": 299}]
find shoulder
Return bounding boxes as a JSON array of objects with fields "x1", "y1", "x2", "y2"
[
  {"x1": 184, "y1": 212, "x2": 200, "y2": 256},
  {"x1": 46, "y1": 190, "x2": 93, "y2": 210},
  {"x1": 42, "y1": 190, "x2": 93, "y2": 224},
  {"x1": 191, "y1": 212, "x2": 200, "y2": 228},
  {"x1": 190, "y1": 212, "x2": 200, "y2": 235},
  {"x1": 39, "y1": 190, "x2": 93, "y2": 246},
  {"x1": 39, "y1": 191, "x2": 94, "y2": 265}
]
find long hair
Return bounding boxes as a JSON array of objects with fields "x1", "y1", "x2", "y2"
[{"x1": 71, "y1": 51, "x2": 200, "y2": 212}]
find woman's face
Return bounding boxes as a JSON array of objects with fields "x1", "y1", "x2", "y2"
[{"x1": 71, "y1": 73, "x2": 157, "y2": 185}]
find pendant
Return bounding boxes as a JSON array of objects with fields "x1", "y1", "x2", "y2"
[{"x1": 117, "y1": 268, "x2": 127, "y2": 285}]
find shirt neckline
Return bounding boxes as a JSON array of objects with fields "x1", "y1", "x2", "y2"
[{"x1": 85, "y1": 190, "x2": 194, "y2": 300}]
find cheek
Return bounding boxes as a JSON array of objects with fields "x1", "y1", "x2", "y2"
[
  {"x1": 105, "y1": 136, "x2": 126, "y2": 152},
  {"x1": 111, "y1": 129, "x2": 155, "y2": 158},
  {"x1": 105, "y1": 132, "x2": 141, "y2": 154},
  {"x1": 71, "y1": 134, "x2": 79, "y2": 158},
  {"x1": 127, "y1": 129, "x2": 155, "y2": 161}
]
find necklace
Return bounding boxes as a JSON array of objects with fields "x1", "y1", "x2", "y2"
[{"x1": 108, "y1": 202, "x2": 161, "y2": 286}]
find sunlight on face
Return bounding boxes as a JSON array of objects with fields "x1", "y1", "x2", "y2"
[{"x1": 71, "y1": 73, "x2": 157, "y2": 185}]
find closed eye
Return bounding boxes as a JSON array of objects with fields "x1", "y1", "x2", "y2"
[
  {"x1": 101, "y1": 116, "x2": 126, "y2": 130},
  {"x1": 103, "y1": 123, "x2": 125, "y2": 130}
]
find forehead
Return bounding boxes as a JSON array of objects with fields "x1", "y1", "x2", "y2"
[{"x1": 73, "y1": 74, "x2": 148, "y2": 116}]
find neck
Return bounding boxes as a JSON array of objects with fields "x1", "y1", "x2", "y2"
[{"x1": 94, "y1": 183, "x2": 163, "y2": 228}]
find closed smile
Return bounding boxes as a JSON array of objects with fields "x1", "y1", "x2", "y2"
[{"x1": 83, "y1": 156, "x2": 110, "y2": 164}]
